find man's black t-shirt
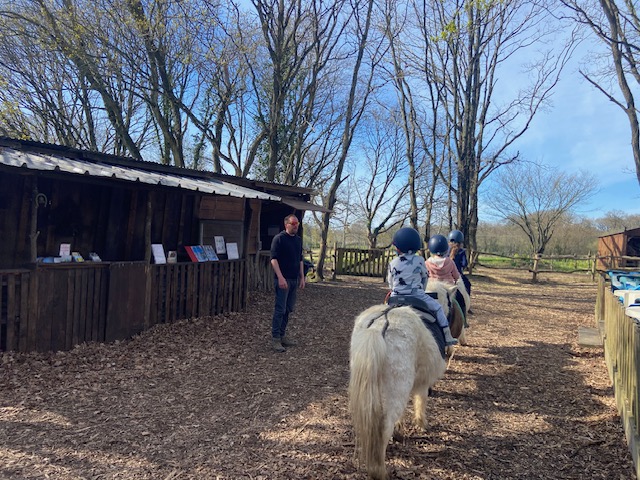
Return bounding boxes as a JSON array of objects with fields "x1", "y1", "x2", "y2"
[{"x1": 270, "y1": 230, "x2": 302, "y2": 280}]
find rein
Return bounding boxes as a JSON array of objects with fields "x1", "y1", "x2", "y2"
[{"x1": 366, "y1": 305, "x2": 401, "y2": 337}]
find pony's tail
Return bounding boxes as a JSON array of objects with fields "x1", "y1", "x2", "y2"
[{"x1": 349, "y1": 326, "x2": 388, "y2": 478}]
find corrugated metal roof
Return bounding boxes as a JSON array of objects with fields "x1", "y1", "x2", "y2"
[
  {"x1": 0, "y1": 147, "x2": 280, "y2": 201},
  {"x1": 281, "y1": 196, "x2": 331, "y2": 213}
]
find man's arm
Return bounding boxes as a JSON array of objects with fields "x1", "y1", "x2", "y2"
[
  {"x1": 271, "y1": 258, "x2": 288, "y2": 289},
  {"x1": 298, "y1": 260, "x2": 305, "y2": 289}
]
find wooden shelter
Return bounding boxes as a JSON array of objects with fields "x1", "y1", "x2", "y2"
[
  {"x1": 0, "y1": 137, "x2": 326, "y2": 352},
  {"x1": 597, "y1": 227, "x2": 640, "y2": 271}
]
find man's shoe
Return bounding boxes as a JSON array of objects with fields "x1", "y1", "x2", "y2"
[
  {"x1": 272, "y1": 337, "x2": 286, "y2": 352},
  {"x1": 281, "y1": 336, "x2": 297, "y2": 347}
]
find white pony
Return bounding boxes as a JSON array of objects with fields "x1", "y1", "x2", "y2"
[
  {"x1": 349, "y1": 304, "x2": 447, "y2": 480},
  {"x1": 426, "y1": 277, "x2": 470, "y2": 346}
]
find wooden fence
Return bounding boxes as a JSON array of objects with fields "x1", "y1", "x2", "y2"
[
  {"x1": 0, "y1": 259, "x2": 251, "y2": 353},
  {"x1": 598, "y1": 275, "x2": 640, "y2": 477},
  {"x1": 334, "y1": 248, "x2": 394, "y2": 277},
  {"x1": 471, "y1": 251, "x2": 607, "y2": 282}
]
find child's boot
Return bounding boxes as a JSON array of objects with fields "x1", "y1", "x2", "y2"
[{"x1": 443, "y1": 327, "x2": 458, "y2": 346}]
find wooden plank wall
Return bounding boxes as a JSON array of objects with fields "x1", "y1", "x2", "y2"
[
  {"x1": 598, "y1": 234, "x2": 627, "y2": 270},
  {"x1": 0, "y1": 270, "x2": 33, "y2": 352},
  {"x1": 105, "y1": 263, "x2": 149, "y2": 342},
  {"x1": 35, "y1": 264, "x2": 110, "y2": 351},
  {"x1": 199, "y1": 196, "x2": 244, "y2": 220},
  {"x1": 246, "y1": 199, "x2": 261, "y2": 254},
  {"x1": 0, "y1": 260, "x2": 249, "y2": 353},
  {"x1": 148, "y1": 260, "x2": 247, "y2": 325},
  {"x1": 247, "y1": 252, "x2": 274, "y2": 292},
  {"x1": 0, "y1": 174, "x2": 30, "y2": 268},
  {"x1": 0, "y1": 171, "x2": 200, "y2": 267}
]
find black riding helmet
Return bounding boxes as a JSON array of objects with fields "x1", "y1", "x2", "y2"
[
  {"x1": 448, "y1": 229, "x2": 464, "y2": 244},
  {"x1": 392, "y1": 227, "x2": 422, "y2": 254},
  {"x1": 428, "y1": 234, "x2": 449, "y2": 256}
]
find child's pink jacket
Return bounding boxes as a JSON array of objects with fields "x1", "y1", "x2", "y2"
[{"x1": 425, "y1": 256, "x2": 460, "y2": 284}]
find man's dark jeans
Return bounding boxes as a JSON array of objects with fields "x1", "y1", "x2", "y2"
[{"x1": 271, "y1": 279, "x2": 298, "y2": 338}]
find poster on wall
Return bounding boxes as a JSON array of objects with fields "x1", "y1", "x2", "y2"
[
  {"x1": 185, "y1": 246, "x2": 200, "y2": 262},
  {"x1": 59, "y1": 243, "x2": 71, "y2": 256},
  {"x1": 226, "y1": 242, "x2": 239, "y2": 260},
  {"x1": 214, "y1": 236, "x2": 226, "y2": 254},
  {"x1": 203, "y1": 245, "x2": 219, "y2": 261},
  {"x1": 192, "y1": 245, "x2": 208, "y2": 262},
  {"x1": 151, "y1": 244, "x2": 167, "y2": 264}
]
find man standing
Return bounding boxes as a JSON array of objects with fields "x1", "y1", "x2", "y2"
[{"x1": 270, "y1": 214, "x2": 305, "y2": 352}]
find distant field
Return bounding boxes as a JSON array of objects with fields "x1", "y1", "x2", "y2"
[
  {"x1": 305, "y1": 248, "x2": 593, "y2": 276},
  {"x1": 477, "y1": 254, "x2": 592, "y2": 272}
]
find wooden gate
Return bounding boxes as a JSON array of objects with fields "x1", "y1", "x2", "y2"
[{"x1": 334, "y1": 248, "x2": 393, "y2": 277}]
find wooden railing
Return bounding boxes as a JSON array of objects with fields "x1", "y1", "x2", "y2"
[
  {"x1": 0, "y1": 260, "x2": 251, "y2": 353},
  {"x1": 599, "y1": 276, "x2": 640, "y2": 475},
  {"x1": 472, "y1": 251, "x2": 601, "y2": 281}
]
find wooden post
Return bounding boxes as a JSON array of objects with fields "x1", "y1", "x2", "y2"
[
  {"x1": 532, "y1": 254, "x2": 540, "y2": 283},
  {"x1": 331, "y1": 242, "x2": 338, "y2": 280},
  {"x1": 468, "y1": 250, "x2": 478, "y2": 274},
  {"x1": 29, "y1": 183, "x2": 40, "y2": 263},
  {"x1": 144, "y1": 193, "x2": 152, "y2": 263}
]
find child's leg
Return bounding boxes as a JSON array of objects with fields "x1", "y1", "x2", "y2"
[
  {"x1": 423, "y1": 296, "x2": 449, "y2": 328},
  {"x1": 423, "y1": 294, "x2": 457, "y2": 345}
]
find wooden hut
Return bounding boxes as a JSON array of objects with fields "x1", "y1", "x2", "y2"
[
  {"x1": 0, "y1": 137, "x2": 325, "y2": 352},
  {"x1": 597, "y1": 227, "x2": 640, "y2": 271}
]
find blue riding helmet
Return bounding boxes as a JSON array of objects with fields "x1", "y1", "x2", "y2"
[
  {"x1": 428, "y1": 234, "x2": 449, "y2": 256},
  {"x1": 448, "y1": 229, "x2": 464, "y2": 244},
  {"x1": 392, "y1": 227, "x2": 422, "y2": 254}
]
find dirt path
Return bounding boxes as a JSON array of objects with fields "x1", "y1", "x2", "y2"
[{"x1": 0, "y1": 268, "x2": 636, "y2": 479}]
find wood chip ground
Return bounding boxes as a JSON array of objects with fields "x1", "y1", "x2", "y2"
[{"x1": 0, "y1": 268, "x2": 636, "y2": 479}]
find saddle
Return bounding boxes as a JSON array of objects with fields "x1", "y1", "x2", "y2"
[{"x1": 386, "y1": 295, "x2": 445, "y2": 358}]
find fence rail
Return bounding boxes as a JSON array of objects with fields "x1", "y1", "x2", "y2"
[
  {"x1": 332, "y1": 247, "x2": 607, "y2": 280},
  {"x1": 1, "y1": 260, "x2": 251, "y2": 353},
  {"x1": 472, "y1": 251, "x2": 603, "y2": 281}
]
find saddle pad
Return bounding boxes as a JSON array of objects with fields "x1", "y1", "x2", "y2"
[
  {"x1": 385, "y1": 298, "x2": 445, "y2": 358},
  {"x1": 387, "y1": 295, "x2": 437, "y2": 316},
  {"x1": 422, "y1": 317, "x2": 446, "y2": 359}
]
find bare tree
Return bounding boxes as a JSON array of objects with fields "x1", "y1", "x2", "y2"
[
  {"x1": 314, "y1": 0, "x2": 385, "y2": 279},
  {"x1": 0, "y1": 0, "x2": 152, "y2": 157},
  {"x1": 404, "y1": 0, "x2": 576, "y2": 254},
  {"x1": 595, "y1": 210, "x2": 640, "y2": 233},
  {"x1": 559, "y1": 0, "x2": 640, "y2": 186},
  {"x1": 486, "y1": 162, "x2": 598, "y2": 257},
  {"x1": 352, "y1": 111, "x2": 410, "y2": 247},
  {"x1": 249, "y1": 0, "x2": 348, "y2": 184}
]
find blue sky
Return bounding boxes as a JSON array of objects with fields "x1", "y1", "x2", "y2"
[{"x1": 510, "y1": 41, "x2": 640, "y2": 220}]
